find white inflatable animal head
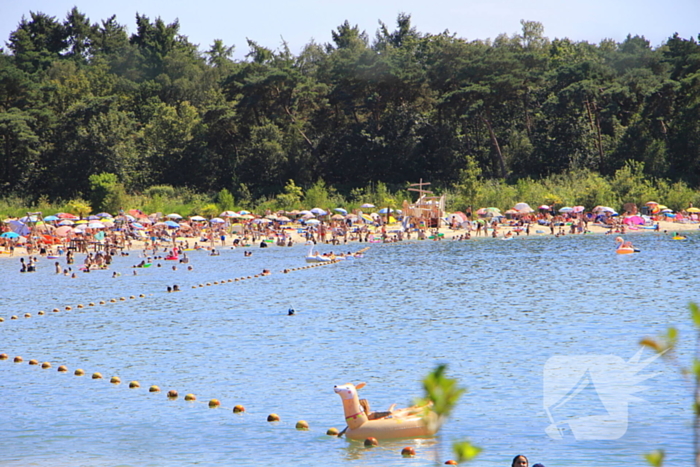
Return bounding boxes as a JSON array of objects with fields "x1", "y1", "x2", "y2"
[{"x1": 334, "y1": 382, "x2": 365, "y2": 400}]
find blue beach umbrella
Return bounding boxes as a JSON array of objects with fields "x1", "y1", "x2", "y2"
[
  {"x1": 43, "y1": 215, "x2": 59, "y2": 222},
  {"x1": 165, "y1": 220, "x2": 180, "y2": 228},
  {"x1": 334, "y1": 208, "x2": 348, "y2": 215},
  {"x1": 1, "y1": 232, "x2": 20, "y2": 238}
]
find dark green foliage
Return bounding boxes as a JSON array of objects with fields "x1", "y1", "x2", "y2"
[{"x1": 1, "y1": 10, "x2": 700, "y2": 203}]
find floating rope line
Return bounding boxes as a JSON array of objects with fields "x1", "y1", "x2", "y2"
[{"x1": 0, "y1": 259, "x2": 342, "y2": 323}]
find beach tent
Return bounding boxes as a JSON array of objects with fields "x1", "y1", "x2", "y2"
[{"x1": 623, "y1": 215, "x2": 645, "y2": 225}]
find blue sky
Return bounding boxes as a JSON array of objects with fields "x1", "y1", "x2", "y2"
[{"x1": 2, "y1": 0, "x2": 698, "y2": 59}]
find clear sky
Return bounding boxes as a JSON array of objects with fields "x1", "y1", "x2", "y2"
[{"x1": 2, "y1": 0, "x2": 698, "y2": 59}]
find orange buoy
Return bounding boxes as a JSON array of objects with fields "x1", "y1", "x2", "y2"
[
  {"x1": 53, "y1": 308, "x2": 60, "y2": 312},
  {"x1": 13, "y1": 356, "x2": 23, "y2": 363},
  {"x1": 208, "y1": 399, "x2": 220, "y2": 408},
  {"x1": 65, "y1": 306, "x2": 72, "y2": 311},
  {"x1": 445, "y1": 460, "x2": 458, "y2": 465},
  {"x1": 57, "y1": 365, "x2": 68, "y2": 372},
  {"x1": 233, "y1": 405, "x2": 245, "y2": 413},
  {"x1": 77, "y1": 304, "x2": 84, "y2": 308},
  {"x1": 89, "y1": 303, "x2": 95, "y2": 306},
  {"x1": 28, "y1": 359, "x2": 38, "y2": 365},
  {"x1": 0, "y1": 353, "x2": 8, "y2": 360},
  {"x1": 167, "y1": 390, "x2": 178, "y2": 398},
  {"x1": 185, "y1": 394, "x2": 196, "y2": 401},
  {"x1": 99, "y1": 301, "x2": 106, "y2": 305},
  {"x1": 110, "y1": 299, "x2": 116, "y2": 303},
  {"x1": 401, "y1": 447, "x2": 416, "y2": 457},
  {"x1": 267, "y1": 413, "x2": 280, "y2": 422},
  {"x1": 41, "y1": 362, "x2": 51, "y2": 369},
  {"x1": 364, "y1": 437, "x2": 379, "y2": 447}
]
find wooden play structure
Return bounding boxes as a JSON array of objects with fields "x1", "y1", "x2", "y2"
[{"x1": 402, "y1": 180, "x2": 446, "y2": 228}]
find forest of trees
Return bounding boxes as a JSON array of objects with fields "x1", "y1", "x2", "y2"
[{"x1": 1, "y1": 9, "x2": 699, "y2": 205}]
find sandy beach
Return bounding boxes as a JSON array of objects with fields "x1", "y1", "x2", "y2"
[{"x1": 0, "y1": 217, "x2": 697, "y2": 260}]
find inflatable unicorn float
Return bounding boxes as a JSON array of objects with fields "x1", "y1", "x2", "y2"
[{"x1": 333, "y1": 382, "x2": 437, "y2": 440}]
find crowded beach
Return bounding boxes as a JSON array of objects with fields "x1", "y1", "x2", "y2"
[{"x1": 0, "y1": 200, "x2": 697, "y2": 264}]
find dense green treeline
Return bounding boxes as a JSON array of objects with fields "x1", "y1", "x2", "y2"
[{"x1": 1, "y1": 9, "x2": 700, "y2": 204}]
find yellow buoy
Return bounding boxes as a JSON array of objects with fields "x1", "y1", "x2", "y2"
[
  {"x1": 149, "y1": 385, "x2": 160, "y2": 392},
  {"x1": 110, "y1": 299, "x2": 116, "y2": 303},
  {"x1": 233, "y1": 405, "x2": 245, "y2": 413},
  {"x1": 0, "y1": 317, "x2": 4, "y2": 322},
  {"x1": 74, "y1": 368, "x2": 85, "y2": 376},
  {"x1": 10, "y1": 315, "x2": 17, "y2": 320},
  {"x1": 77, "y1": 304, "x2": 84, "y2": 308},
  {"x1": 57, "y1": 365, "x2": 68, "y2": 372},
  {"x1": 110, "y1": 376, "x2": 121, "y2": 384},
  {"x1": 139, "y1": 294, "x2": 145, "y2": 298},
  {"x1": 28, "y1": 359, "x2": 38, "y2": 365},
  {"x1": 267, "y1": 413, "x2": 280, "y2": 422},
  {"x1": 99, "y1": 301, "x2": 106, "y2": 305},
  {"x1": 295, "y1": 420, "x2": 309, "y2": 430},
  {"x1": 326, "y1": 427, "x2": 339, "y2": 436},
  {"x1": 130, "y1": 296, "x2": 135, "y2": 299},
  {"x1": 65, "y1": 306, "x2": 72, "y2": 311},
  {"x1": 13, "y1": 356, "x2": 23, "y2": 363},
  {"x1": 214, "y1": 281, "x2": 219, "y2": 285},
  {"x1": 53, "y1": 308, "x2": 60, "y2": 313},
  {"x1": 89, "y1": 303, "x2": 95, "y2": 306},
  {"x1": 0, "y1": 353, "x2": 7, "y2": 360},
  {"x1": 129, "y1": 381, "x2": 140, "y2": 388},
  {"x1": 38, "y1": 311, "x2": 45, "y2": 315},
  {"x1": 185, "y1": 394, "x2": 196, "y2": 401},
  {"x1": 92, "y1": 372, "x2": 103, "y2": 379},
  {"x1": 41, "y1": 362, "x2": 51, "y2": 369},
  {"x1": 208, "y1": 399, "x2": 220, "y2": 408},
  {"x1": 119, "y1": 297, "x2": 126, "y2": 301},
  {"x1": 24, "y1": 313, "x2": 31, "y2": 318}
]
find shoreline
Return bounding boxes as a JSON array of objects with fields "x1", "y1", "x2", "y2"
[{"x1": 0, "y1": 219, "x2": 696, "y2": 261}]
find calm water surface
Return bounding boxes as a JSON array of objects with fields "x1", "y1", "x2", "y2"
[{"x1": 0, "y1": 233, "x2": 697, "y2": 466}]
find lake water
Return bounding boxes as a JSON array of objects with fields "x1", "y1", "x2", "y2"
[{"x1": 0, "y1": 232, "x2": 697, "y2": 466}]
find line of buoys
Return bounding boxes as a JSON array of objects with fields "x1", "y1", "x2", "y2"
[{"x1": 0, "y1": 352, "x2": 345, "y2": 435}]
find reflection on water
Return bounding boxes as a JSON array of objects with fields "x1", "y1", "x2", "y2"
[{"x1": 0, "y1": 233, "x2": 697, "y2": 466}]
